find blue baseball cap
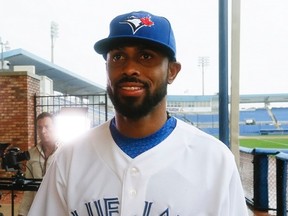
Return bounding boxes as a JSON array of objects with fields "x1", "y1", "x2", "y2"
[{"x1": 94, "y1": 11, "x2": 176, "y2": 60}]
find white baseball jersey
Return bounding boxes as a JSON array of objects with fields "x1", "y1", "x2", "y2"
[{"x1": 28, "y1": 118, "x2": 248, "y2": 216}]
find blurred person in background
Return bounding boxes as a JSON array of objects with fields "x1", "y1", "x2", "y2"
[{"x1": 18, "y1": 112, "x2": 60, "y2": 216}]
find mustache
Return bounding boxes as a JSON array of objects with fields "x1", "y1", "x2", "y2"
[{"x1": 116, "y1": 76, "x2": 149, "y2": 88}]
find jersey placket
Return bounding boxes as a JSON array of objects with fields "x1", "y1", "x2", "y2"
[{"x1": 121, "y1": 164, "x2": 146, "y2": 215}]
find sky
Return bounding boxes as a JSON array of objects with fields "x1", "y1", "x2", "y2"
[{"x1": 1, "y1": 0, "x2": 288, "y2": 96}]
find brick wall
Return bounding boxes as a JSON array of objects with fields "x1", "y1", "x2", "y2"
[{"x1": 0, "y1": 71, "x2": 40, "y2": 153}]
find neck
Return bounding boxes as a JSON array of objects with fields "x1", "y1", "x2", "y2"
[{"x1": 41, "y1": 141, "x2": 56, "y2": 157}]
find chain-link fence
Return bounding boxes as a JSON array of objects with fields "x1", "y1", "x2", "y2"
[
  {"x1": 240, "y1": 147, "x2": 288, "y2": 215},
  {"x1": 239, "y1": 148, "x2": 254, "y2": 205}
]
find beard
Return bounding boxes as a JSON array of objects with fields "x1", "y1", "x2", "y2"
[{"x1": 107, "y1": 76, "x2": 167, "y2": 120}]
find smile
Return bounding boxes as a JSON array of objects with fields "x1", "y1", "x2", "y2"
[{"x1": 121, "y1": 86, "x2": 142, "y2": 90}]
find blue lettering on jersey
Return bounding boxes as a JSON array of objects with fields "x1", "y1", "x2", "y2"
[
  {"x1": 71, "y1": 210, "x2": 79, "y2": 216},
  {"x1": 70, "y1": 198, "x2": 177, "y2": 216},
  {"x1": 104, "y1": 198, "x2": 119, "y2": 215},
  {"x1": 94, "y1": 200, "x2": 104, "y2": 215},
  {"x1": 142, "y1": 201, "x2": 153, "y2": 215},
  {"x1": 159, "y1": 208, "x2": 169, "y2": 216}
]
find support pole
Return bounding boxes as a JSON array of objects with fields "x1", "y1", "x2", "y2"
[
  {"x1": 219, "y1": 0, "x2": 229, "y2": 147},
  {"x1": 230, "y1": 0, "x2": 241, "y2": 165}
]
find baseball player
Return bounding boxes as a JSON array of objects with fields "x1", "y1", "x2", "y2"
[{"x1": 28, "y1": 11, "x2": 248, "y2": 215}]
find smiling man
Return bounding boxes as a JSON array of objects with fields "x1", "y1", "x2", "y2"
[{"x1": 28, "y1": 11, "x2": 248, "y2": 215}]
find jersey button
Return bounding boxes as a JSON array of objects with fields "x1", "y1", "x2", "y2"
[
  {"x1": 130, "y1": 167, "x2": 139, "y2": 176},
  {"x1": 129, "y1": 189, "x2": 137, "y2": 197}
]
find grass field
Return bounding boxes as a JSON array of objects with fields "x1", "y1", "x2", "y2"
[{"x1": 239, "y1": 135, "x2": 288, "y2": 149}]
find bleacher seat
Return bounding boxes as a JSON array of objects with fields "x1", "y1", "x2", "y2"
[
  {"x1": 272, "y1": 107, "x2": 288, "y2": 121},
  {"x1": 172, "y1": 107, "x2": 288, "y2": 136}
]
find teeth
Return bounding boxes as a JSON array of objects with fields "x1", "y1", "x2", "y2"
[{"x1": 122, "y1": 87, "x2": 141, "y2": 90}]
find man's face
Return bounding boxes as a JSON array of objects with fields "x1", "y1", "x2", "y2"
[
  {"x1": 37, "y1": 117, "x2": 56, "y2": 144},
  {"x1": 106, "y1": 45, "x2": 170, "y2": 119}
]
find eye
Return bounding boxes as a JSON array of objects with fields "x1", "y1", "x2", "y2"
[
  {"x1": 45, "y1": 125, "x2": 51, "y2": 130},
  {"x1": 140, "y1": 52, "x2": 152, "y2": 60},
  {"x1": 107, "y1": 50, "x2": 125, "y2": 61},
  {"x1": 112, "y1": 53, "x2": 124, "y2": 62},
  {"x1": 137, "y1": 49, "x2": 163, "y2": 67}
]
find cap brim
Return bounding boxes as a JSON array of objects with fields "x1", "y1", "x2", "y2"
[{"x1": 94, "y1": 37, "x2": 175, "y2": 60}]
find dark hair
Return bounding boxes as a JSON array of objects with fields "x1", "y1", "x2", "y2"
[{"x1": 36, "y1": 112, "x2": 54, "y2": 122}]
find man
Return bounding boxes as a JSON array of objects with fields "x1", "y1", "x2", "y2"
[
  {"x1": 18, "y1": 112, "x2": 59, "y2": 216},
  {"x1": 28, "y1": 11, "x2": 248, "y2": 215}
]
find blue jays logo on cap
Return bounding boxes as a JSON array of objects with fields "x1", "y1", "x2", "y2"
[
  {"x1": 120, "y1": 15, "x2": 154, "y2": 34},
  {"x1": 94, "y1": 11, "x2": 176, "y2": 60}
]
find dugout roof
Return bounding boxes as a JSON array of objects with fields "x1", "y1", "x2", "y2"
[{"x1": 2, "y1": 49, "x2": 105, "y2": 95}]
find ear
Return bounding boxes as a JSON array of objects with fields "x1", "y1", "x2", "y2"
[{"x1": 167, "y1": 62, "x2": 181, "y2": 84}]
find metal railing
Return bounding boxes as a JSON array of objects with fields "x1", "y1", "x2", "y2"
[
  {"x1": 240, "y1": 147, "x2": 288, "y2": 215},
  {"x1": 34, "y1": 94, "x2": 110, "y2": 126},
  {"x1": 34, "y1": 94, "x2": 113, "y2": 144}
]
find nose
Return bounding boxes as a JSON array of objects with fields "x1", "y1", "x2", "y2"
[
  {"x1": 38, "y1": 127, "x2": 47, "y2": 134},
  {"x1": 122, "y1": 58, "x2": 141, "y2": 76}
]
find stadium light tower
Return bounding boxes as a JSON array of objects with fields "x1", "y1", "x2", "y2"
[
  {"x1": 0, "y1": 37, "x2": 10, "y2": 71},
  {"x1": 198, "y1": 56, "x2": 210, "y2": 95},
  {"x1": 50, "y1": 21, "x2": 59, "y2": 63}
]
